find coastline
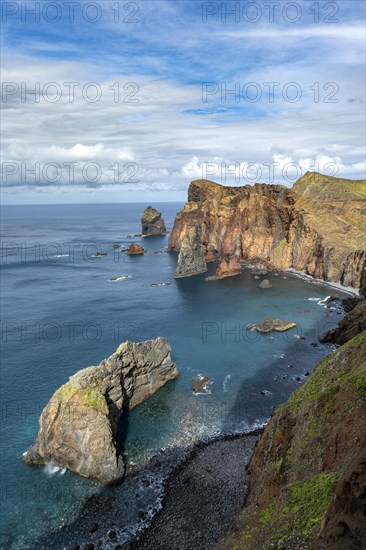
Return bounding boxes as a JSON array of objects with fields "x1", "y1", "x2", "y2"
[
  {"x1": 123, "y1": 430, "x2": 262, "y2": 550},
  {"x1": 283, "y1": 268, "x2": 359, "y2": 296}
]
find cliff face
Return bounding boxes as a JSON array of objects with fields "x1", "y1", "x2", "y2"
[
  {"x1": 169, "y1": 172, "x2": 366, "y2": 288},
  {"x1": 217, "y1": 332, "x2": 366, "y2": 549},
  {"x1": 24, "y1": 338, "x2": 178, "y2": 484}
]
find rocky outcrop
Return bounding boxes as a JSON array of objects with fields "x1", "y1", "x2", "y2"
[
  {"x1": 248, "y1": 318, "x2": 297, "y2": 333},
  {"x1": 126, "y1": 243, "x2": 144, "y2": 255},
  {"x1": 259, "y1": 279, "x2": 272, "y2": 289},
  {"x1": 173, "y1": 227, "x2": 207, "y2": 278},
  {"x1": 216, "y1": 255, "x2": 241, "y2": 279},
  {"x1": 24, "y1": 338, "x2": 178, "y2": 484},
  {"x1": 320, "y1": 296, "x2": 366, "y2": 345},
  {"x1": 169, "y1": 172, "x2": 366, "y2": 288},
  {"x1": 191, "y1": 376, "x2": 213, "y2": 394},
  {"x1": 217, "y1": 332, "x2": 366, "y2": 549},
  {"x1": 141, "y1": 206, "x2": 166, "y2": 236}
]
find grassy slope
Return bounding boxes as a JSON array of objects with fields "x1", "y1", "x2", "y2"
[
  {"x1": 218, "y1": 332, "x2": 366, "y2": 549},
  {"x1": 291, "y1": 172, "x2": 366, "y2": 249}
]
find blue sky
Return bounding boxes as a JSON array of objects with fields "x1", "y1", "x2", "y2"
[{"x1": 1, "y1": 0, "x2": 365, "y2": 203}]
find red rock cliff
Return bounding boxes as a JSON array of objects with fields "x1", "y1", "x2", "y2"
[{"x1": 169, "y1": 172, "x2": 366, "y2": 288}]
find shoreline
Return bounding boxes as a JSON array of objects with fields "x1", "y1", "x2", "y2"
[
  {"x1": 283, "y1": 268, "x2": 359, "y2": 296},
  {"x1": 239, "y1": 261, "x2": 359, "y2": 296},
  {"x1": 123, "y1": 430, "x2": 263, "y2": 550}
]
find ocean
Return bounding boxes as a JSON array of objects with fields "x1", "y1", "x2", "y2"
[{"x1": 0, "y1": 203, "x2": 349, "y2": 549}]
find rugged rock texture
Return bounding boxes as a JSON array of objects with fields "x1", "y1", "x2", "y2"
[
  {"x1": 320, "y1": 300, "x2": 366, "y2": 345},
  {"x1": 216, "y1": 255, "x2": 241, "y2": 279},
  {"x1": 141, "y1": 206, "x2": 166, "y2": 236},
  {"x1": 249, "y1": 318, "x2": 297, "y2": 334},
  {"x1": 169, "y1": 172, "x2": 366, "y2": 288},
  {"x1": 173, "y1": 227, "x2": 207, "y2": 278},
  {"x1": 259, "y1": 279, "x2": 272, "y2": 289},
  {"x1": 217, "y1": 332, "x2": 366, "y2": 549},
  {"x1": 24, "y1": 338, "x2": 178, "y2": 484},
  {"x1": 126, "y1": 243, "x2": 145, "y2": 255}
]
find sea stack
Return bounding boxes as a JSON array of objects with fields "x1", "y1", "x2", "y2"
[
  {"x1": 24, "y1": 338, "x2": 179, "y2": 484},
  {"x1": 141, "y1": 206, "x2": 166, "y2": 236},
  {"x1": 173, "y1": 227, "x2": 207, "y2": 278}
]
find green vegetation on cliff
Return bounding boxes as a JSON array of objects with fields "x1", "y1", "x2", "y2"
[{"x1": 219, "y1": 332, "x2": 366, "y2": 549}]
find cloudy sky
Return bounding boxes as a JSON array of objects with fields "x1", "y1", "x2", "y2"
[{"x1": 1, "y1": 0, "x2": 365, "y2": 204}]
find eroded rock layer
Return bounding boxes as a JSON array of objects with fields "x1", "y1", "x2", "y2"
[
  {"x1": 169, "y1": 172, "x2": 366, "y2": 288},
  {"x1": 24, "y1": 338, "x2": 178, "y2": 484}
]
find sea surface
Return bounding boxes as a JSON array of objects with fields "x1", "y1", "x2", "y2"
[{"x1": 0, "y1": 203, "x2": 349, "y2": 549}]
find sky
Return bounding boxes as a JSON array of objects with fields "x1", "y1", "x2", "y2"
[{"x1": 1, "y1": 0, "x2": 365, "y2": 204}]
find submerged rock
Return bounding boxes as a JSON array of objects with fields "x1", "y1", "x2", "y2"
[
  {"x1": 259, "y1": 279, "x2": 272, "y2": 289},
  {"x1": 250, "y1": 318, "x2": 297, "y2": 334},
  {"x1": 216, "y1": 255, "x2": 241, "y2": 279},
  {"x1": 24, "y1": 338, "x2": 179, "y2": 484},
  {"x1": 126, "y1": 243, "x2": 145, "y2": 255},
  {"x1": 141, "y1": 206, "x2": 166, "y2": 236},
  {"x1": 192, "y1": 376, "x2": 213, "y2": 394}
]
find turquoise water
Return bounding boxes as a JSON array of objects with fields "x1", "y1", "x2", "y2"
[{"x1": 0, "y1": 203, "x2": 348, "y2": 549}]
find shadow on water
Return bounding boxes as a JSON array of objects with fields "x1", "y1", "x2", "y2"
[{"x1": 220, "y1": 325, "x2": 338, "y2": 435}]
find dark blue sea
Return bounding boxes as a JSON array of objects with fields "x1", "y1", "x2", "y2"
[{"x1": 0, "y1": 203, "x2": 349, "y2": 549}]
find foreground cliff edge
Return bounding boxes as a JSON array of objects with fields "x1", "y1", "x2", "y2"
[
  {"x1": 169, "y1": 171, "x2": 366, "y2": 288},
  {"x1": 217, "y1": 331, "x2": 366, "y2": 549},
  {"x1": 23, "y1": 337, "x2": 178, "y2": 484}
]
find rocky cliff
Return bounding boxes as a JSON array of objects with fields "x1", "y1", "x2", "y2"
[
  {"x1": 169, "y1": 172, "x2": 366, "y2": 288},
  {"x1": 24, "y1": 337, "x2": 178, "y2": 484},
  {"x1": 217, "y1": 332, "x2": 366, "y2": 549}
]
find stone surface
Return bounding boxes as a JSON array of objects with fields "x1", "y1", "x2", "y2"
[
  {"x1": 191, "y1": 376, "x2": 213, "y2": 394},
  {"x1": 259, "y1": 279, "x2": 272, "y2": 289},
  {"x1": 141, "y1": 206, "x2": 166, "y2": 236},
  {"x1": 251, "y1": 318, "x2": 297, "y2": 333},
  {"x1": 320, "y1": 299, "x2": 366, "y2": 345},
  {"x1": 168, "y1": 172, "x2": 366, "y2": 288},
  {"x1": 126, "y1": 243, "x2": 144, "y2": 255},
  {"x1": 216, "y1": 255, "x2": 241, "y2": 279},
  {"x1": 173, "y1": 227, "x2": 207, "y2": 278},
  {"x1": 24, "y1": 338, "x2": 179, "y2": 484}
]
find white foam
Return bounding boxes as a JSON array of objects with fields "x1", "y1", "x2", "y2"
[
  {"x1": 223, "y1": 374, "x2": 231, "y2": 393},
  {"x1": 52, "y1": 254, "x2": 69, "y2": 258},
  {"x1": 44, "y1": 462, "x2": 66, "y2": 476},
  {"x1": 285, "y1": 268, "x2": 358, "y2": 296},
  {"x1": 318, "y1": 296, "x2": 332, "y2": 305}
]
